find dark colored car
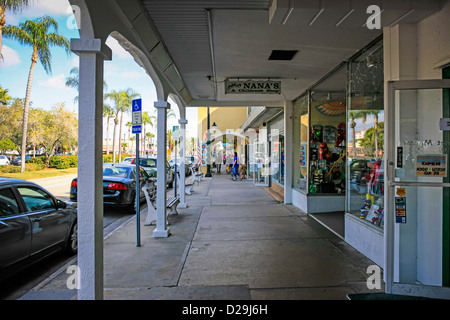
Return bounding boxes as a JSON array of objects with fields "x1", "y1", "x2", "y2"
[
  {"x1": 10, "y1": 155, "x2": 31, "y2": 166},
  {"x1": 0, "y1": 178, "x2": 77, "y2": 282},
  {"x1": 69, "y1": 163, "x2": 151, "y2": 213}
]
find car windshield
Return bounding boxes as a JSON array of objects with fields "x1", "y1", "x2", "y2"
[
  {"x1": 122, "y1": 158, "x2": 133, "y2": 163},
  {"x1": 139, "y1": 159, "x2": 156, "y2": 167},
  {"x1": 103, "y1": 166, "x2": 130, "y2": 177},
  {"x1": 0, "y1": 156, "x2": 6, "y2": 159}
]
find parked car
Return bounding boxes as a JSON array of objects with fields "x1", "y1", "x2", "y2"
[
  {"x1": 0, "y1": 155, "x2": 10, "y2": 166},
  {"x1": 0, "y1": 178, "x2": 77, "y2": 282},
  {"x1": 185, "y1": 156, "x2": 199, "y2": 171},
  {"x1": 349, "y1": 159, "x2": 370, "y2": 194},
  {"x1": 169, "y1": 157, "x2": 191, "y2": 177},
  {"x1": 10, "y1": 155, "x2": 31, "y2": 166},
  {"x1": 138, "y1": 157, "x2": 175, "y2": 188},
  {"x1": 121, "y1": 157, "x2": 134, "y2": 164},
  {"x1": 70, "y1": 163, "x2": 151, "y2": 213}
]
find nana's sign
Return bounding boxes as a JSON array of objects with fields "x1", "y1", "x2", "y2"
[{"x1": 225, "y1": 80, "x2": 281, "y2": 94}]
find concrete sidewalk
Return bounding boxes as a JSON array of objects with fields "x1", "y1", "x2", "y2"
[{"x1": 19, "y1": 173, "x2": 383, "y2": 300}]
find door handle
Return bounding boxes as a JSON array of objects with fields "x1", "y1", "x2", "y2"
[
  {"x1": 390, "y1": 182, "x2": 450, "y2": 188},
  {"x1": 31, "y1": 217, "x2": 42, "y2": 222}
]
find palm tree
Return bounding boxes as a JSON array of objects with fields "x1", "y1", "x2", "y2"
[
  {"x1": 3, "y1": 16, "x2": 70, "y2": 172},
  {"x1": 118, "y1": 89, "x2": 139, "y2": 161},
  {"x1": 125, "y1": 120, "x2": 132, "y2": 153},
  {"x1": 367, "y1": 110, "x2": 380, "y2": 157},
  {"x1": 104, "y1": 90, "x2": 126, "y2": 163},
  {"x1": 65, "y1": 67, "x2": 79, "y2": 103},
  {"x1": 167, "y1": 129, "x2": 173, "y2": 153},
  {"x1": 104, "y1": 89, "x2": 139, "y2": 162},
  {"x1": 141, "y1": 111, "x2": 154, "y2": 156},
  {"x1": 0, "y1": 86, "x2": 11, "y2": 105},
  {"x1": 0, "y1": 0, "x2": 32, "y2": 60},
  {"x1": 103, "y1": 103, "x2": 114, "y2": 155},
  {"x1": 348, "y1": 110, "x2": 359, "y2": 157},
  {"x1": 65, "y1": 66, "x2": 107, "y2": 102}
]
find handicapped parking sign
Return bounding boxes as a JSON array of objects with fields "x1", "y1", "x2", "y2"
[
  {"x1": 133, "y1": 99, "x2": 142, "y2": 112},
  {"x1": 132, "y1": 99, "x2": 142, "y2": 125}
]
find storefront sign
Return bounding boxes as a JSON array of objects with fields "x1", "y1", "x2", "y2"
[
  {"x1": 415, "y1": 154, "x2": 447, "y2": 177},
  {"x1": 225, "y1": 80, "x2": 281, "y2": 94}
]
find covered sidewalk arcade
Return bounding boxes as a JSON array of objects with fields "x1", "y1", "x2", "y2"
[{"x1": 68, "y1": 0, "x2": 449, "y2": 300}]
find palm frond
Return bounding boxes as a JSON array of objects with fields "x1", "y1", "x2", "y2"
[
  {"x1": 1, "y1": 0, "x2": 33, "y2": 13},
  {"x1": 2, "y1": 24, "x2": 33, "y2": 45}
]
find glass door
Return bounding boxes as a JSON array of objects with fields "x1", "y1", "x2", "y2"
[
  {"x1": 385, "y1": 79, "x2": 450, "y2": 299},
  {"x1": 252, "y1": 127, "x2": 269, "y2": 186}
]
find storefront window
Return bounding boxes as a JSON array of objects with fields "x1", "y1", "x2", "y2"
[
  {"x1": 270, "y1": 114, "x2": 284, "y2": 186},
  {"x1": 293, "y1": 95, "x2": 309, "y2": 192},
  {"x1": 309, "y1": 91, "x2": 347, "y2": 194},
  {"x1": 346, "y1": 40, "x2": 384, "y2": 228}
]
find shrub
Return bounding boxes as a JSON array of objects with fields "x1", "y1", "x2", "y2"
[
  {"x1": 67, "y1": 155, "x2": 78, "y2": 167},
  {"x1": 103, "y1": 154, "x2": 113, "y2": 163},
  {"x1": 0, "y1": 163, "x2": 45, "y2": 173},
  {"x1": 49, "y1": 155, "x2": 71, "y2": 169},
  {"x1": 0, "y1": 165, "x2": 21, "y2": 173},
  {"x1": 27, "y1": 156, "x2": 45, "y2": 165}
]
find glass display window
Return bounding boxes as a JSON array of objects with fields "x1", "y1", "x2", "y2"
[
  {"x1": 293, "y1": 95, "x2": 309, "y2": 193},
  {"x1": 346, "y1": 39, "x2": 385, "y2": 229},
  {"x1": 269, "y1": 114, "x2": 285, "y2": 186},
  {"x1": 308, "y1": 91, "x2": 347, "y2": 194}
]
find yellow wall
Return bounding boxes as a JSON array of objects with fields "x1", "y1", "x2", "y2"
[
  {"x1": 197, "y1": 107, "x2": 248, "y2": 140},
  {"x1": 197, "y1": 107, "x2": 248, "y2": 173}
]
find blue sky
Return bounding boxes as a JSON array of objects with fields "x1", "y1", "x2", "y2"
[{"x1": 0, "y1": 0, "x2": 197, "y2": 138}]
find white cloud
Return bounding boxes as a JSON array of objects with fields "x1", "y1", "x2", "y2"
[
  {"x1": 19, "y1": 0, "x2": 72, "y2": 17},
  {"x1": 0, "y1": 45, "x2": 21, "y2": 68},
  {"x1": 39, "y1": 74, "x2": 69, "y2": 90}
]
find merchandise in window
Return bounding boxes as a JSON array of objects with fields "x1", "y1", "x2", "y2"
[
  {"x1": 346, "y1": 40, "x2": 385, "y2": 228},
  {"x1": 308, "y1": 92, "x2": 346, "y2": 194},
  {"x1": 293, "y1": 95, "x2": 309, "y2": 193}
]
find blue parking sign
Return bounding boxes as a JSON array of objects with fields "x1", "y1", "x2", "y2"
[
  {"x1": 132, "y1": 125, "x2": 142, "y2": 134},
  {"x1": 132, "y1": 99, "x2": 142, "y2": 112}
]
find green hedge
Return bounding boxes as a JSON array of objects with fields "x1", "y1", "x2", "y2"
[
  {"x1": 103, "y1": 154, "x2": 133, "y2": 163},
  {"x1": 0, "y1": 163, "x2": 46, "y2": 173},
  {"x1": 48, "y1": 155, "x2": 78, "y2": 169}
]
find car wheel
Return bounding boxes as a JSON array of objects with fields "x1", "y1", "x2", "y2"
[{"x1": 66, "y1": 221, "x2": 78, "y2": 255}]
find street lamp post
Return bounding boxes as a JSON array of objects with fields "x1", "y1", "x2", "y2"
[{"x1": 205, "y1": 107, "x2": 212, "y2": 177}]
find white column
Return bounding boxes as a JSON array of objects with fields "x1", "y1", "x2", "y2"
[
  {"x1": 153, "y1": 101, "x2": 170, "y2": 238},
  {"x1": 178, "y1": 118, "x2": 188, "y2": 208},
  {"x1": 71, "y1": 38, "x2": 112, "y2": 300},
  {"x1": 284, "y1": 100, "x2": 293, "y2": 204}
]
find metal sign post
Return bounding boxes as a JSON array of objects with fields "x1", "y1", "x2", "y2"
[{"x1": 132, "y1": 98, "x2": 142, "y2": 247}]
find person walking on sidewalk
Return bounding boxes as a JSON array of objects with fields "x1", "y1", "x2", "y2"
[
  {"x1": 232, "y1": 152, "x2": 239, "y2": 181},
  {"x1": 216, "y1": 151, "x2": 222, "y2": 173}
]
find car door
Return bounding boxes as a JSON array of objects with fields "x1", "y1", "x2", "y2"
[
  {"x1": 0, "y1": 187, "x2": 31, "y2": 269},
  {"x1": 16, "y1": 186, "x2": 71, "y2": 254},
  {"x1": 137, "y1": 167, "x2": 149, "y2": 198}
]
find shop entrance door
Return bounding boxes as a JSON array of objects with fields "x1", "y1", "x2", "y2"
[
  {"x1": 253, "y1": 140, "x2": 269, "y2": 187},
  {"x1": 385, "y1": 79, "x2": 450, "y2": 299}
]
